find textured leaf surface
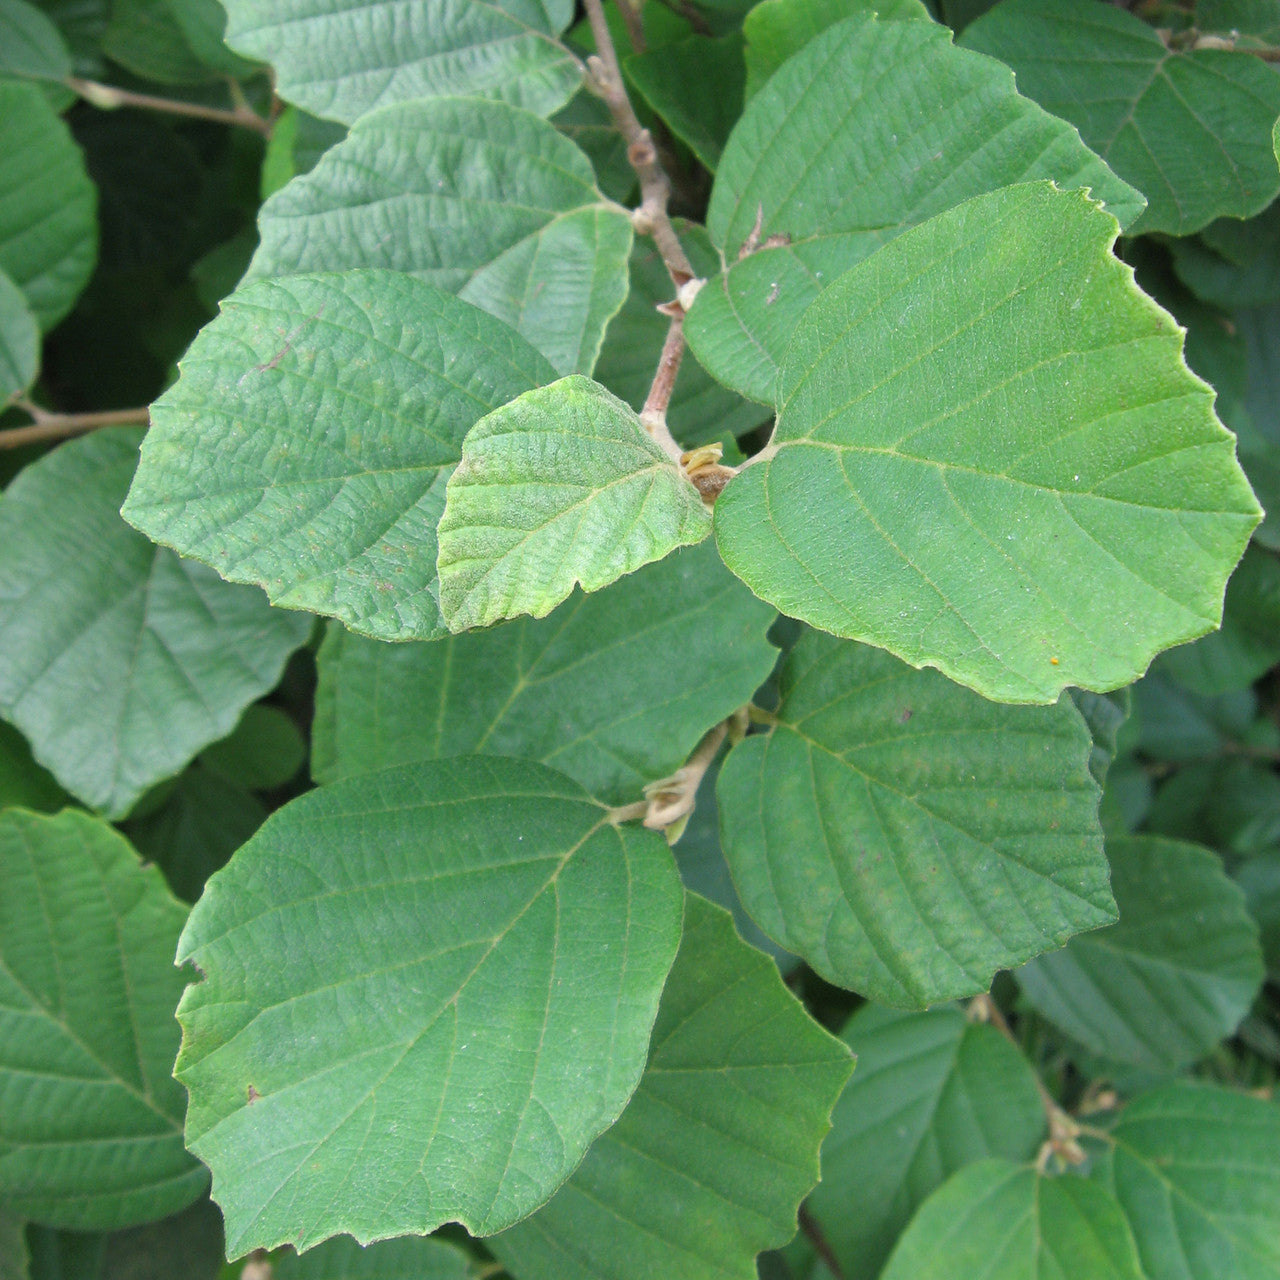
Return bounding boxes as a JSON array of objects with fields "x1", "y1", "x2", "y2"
[
  {"x1": 221, "y1": 0, "x2": 582, "y2": 124},
  {"x1": 879, "y1": 1161, "x2": 1144, "y2": 1280},
  {"x1": 0, "y1": 810, "x2": 205, "y2": 1229},
  {"x1": 714, "y1": 182, "x2": 1261, "y2": 703},
  {"x1": 437, "y1": 376, "x2": 712, "y2": 631},
  {"x1": 1089, "y1": 1083, "x2": 1280, "y2": 1280},
  {"x1": 803, "y1": 1005, "x2": 1045, "y2": 1280},
  {"x1": 123, "y1": 271, "x2": 557, "y2": 642},
  {"x1": 0, "y1": 267, "x2": 39, "y2": 403},
  {"x1": 716, "y1": 630, "x2": 1112, "y2": 1007},
  {"x1": 248, "y1": 97, "x2": 631, "y2": 376},
  {"x1": 0, "y1": 80, "x2": 96, "y2": 330},
  {"x1": 961, "y1": 0, "x2": 1280, "y2": 235},
  {"x1": 0, "y1": 431, "x2": 310, "y2": 819},
  {"x1": 1016, "y1": 836, "x2": 1263, "y2": 1070},
  {"x1": 174, "y1": 755, "x2": 683, "y2": 1254},
  {"x1": 0, "y1": 0, "x2": 72, "y2": 81},
  {"x1": 274, "y1": 1235, "x2": 481, "y2": 1280},
  {"x1": 313, "y1": 542, "x2": 776, "y2": 806},
  {"x1": 685, "y1": 12, "x2": 1144, "y2": 403},
  {"x1": 489, "y1": 894, "x2": 853, "y2": 1280}
]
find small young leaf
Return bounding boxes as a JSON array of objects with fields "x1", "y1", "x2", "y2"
[
  {"x1": 489, "y1": 894, "x2": 854, "y2": 1280},
  {"x1": 123, "y1": 271, "x2": 558, "y2": 642},
  {"x1": 0, "y1": 0, "x2": 73, "y2": 82},
  {"x1": 714, "y1": 182, "x2": 1260, "y2": 703},
  {"x1": 0, "y1": 810, "x2": 206, "y2": 1230},
  {"x1": 274, "y1": 1235, "x2": 482, "y2": 1280},
  {"x1": 1088, "y1": 1082, "x2": 1280, "y2": 1280},
  {"x1": 220, "y1": 0, "x2": 582, "y2": 125},
  {"x1": 436, "y1": 375, "x2": 712, "y2": 631},
  {"x1": 0, "y1": 430, "x2": 311, "y2": 819},
  {"x1": 0, "y1": 267, "x2": 39, "y2": 403},
  {"x1": 879, "y1": 1161, "x2": 1144, "y2": 1280},
  {"x1": 175, "y1": 755, "x2": 683, "y2": 1254},
  {"x1": 1016, "y1": 836, "x2": 1264, "y2": 1070},
  {"x1": 314, "y1": 541, "x2": 777, "y2": 806},
  {"x1": 716, "y1": 630, "x2": 1112, "y2": 1007},
  {"x1": 961, "y1": 0, "x2": 1280, "y2": 235},
  {"x1": 247, "y1": 97, "x2": 632, "y2": 377}
]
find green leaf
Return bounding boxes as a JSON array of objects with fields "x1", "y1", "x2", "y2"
[
  {"x1": 713, "y1": 182, "x2": 1260, "y2": 703},
  {"x1": 550, "y1": 91, "x2": 634, "y2": 205},
  {"x1": 1236, "y1": 850, "x2": 1280, "y2": 981},
  {"x1": 274, "y1": 1235, "x2": 483, "y2": 1280},
  {"x1": 0, "y1": 722, "x2": 69, "y2": 813},
  {"x1": 174, "y1": 755, "x2": 683, "y2": 1254},
  {"x1": 1171, "y1": 205, "x2": 1280, "y2": 311},
  {"x1": 1199, "y1": 0, "x2": 1280, "y2": 43},
  {"x1": 436, "y1": 375, "x2": 713, "y2": 632},
  {"x1": 122, "y1": 271, "x2": 558, "y2": 642},
  {"x1": 0, "y1": 80, "x2": 96, "y2": 330},
  {"x1": 803, "y1": 1004, "x2": 1046, "y2": 1280},
  {"x1": 259, "y1": 106, "x2": 347, "y2": 199},
  {"x1": 220, "y1": 0, "x2": 582, "y2": 125},
  {"x1": 685, "y1": 12, "x2": 1145, "y2": 404},
  {"x1": 0, "y1": 430, "x2": 311, "y2": 819},
  {"x1": 489, "y1": 893, "x2": 853, "y2": 1280},
  {"x1": 625, "y1": 34, "x2": 745, "y2": 171},
  {"x1": 960, "y1": 0, "x2": 1280, "y2": 236},
  {"x1": 742, "y1": 0, "x2": 929, "y2": 100},
  {"x1": 200, "y1": 704, "x2": 305, "y2": 792},
  {"x1": 716, "y1": 629, "x2": 1112, "y2": 1007},
  {"x1": 879, "y1": 1161, "x2": 1144, "y2": 1280},
  {"x1": 313, "y1": 541, "x2": 776, "y2": 807},
  {"x1": 0, "y1": 810, "x2": 206, "y2": 1229},
  {"x1": 162, "y1": 0, "x2": 259, "y2": 78},
  {"x1": 1133, "y1": 674, "x2": 1258, "y2": 762},
  {"x1": 0, "y1": 0, "x2": 73, "y2": 82},
  {"x1": 0, "y1": 1211, "x2": 27, "y2": 1280},
  {"x1": 0, "y1": 267, "x2": 39, "y2": 403},
  {"x1": 247, "y1": 97, "x2": 632, "y2": 377},
  {"x1": 1070, "y1": 688, "x2": 1130, "y2": 789},
  {"x1": 1016, "y1": 835, "x2": 1263, "y2": 1070},
  {"x1": 1088, "y1": 1082, "x2": 1280, "y2": 1280},
  {"x1": 102, "y1": 0, "x2": 225, "y2": 83}
]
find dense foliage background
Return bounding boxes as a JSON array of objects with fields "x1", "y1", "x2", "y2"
[{"x1": 1, "y1": 0, "x2": 1279, "y2": 1278}]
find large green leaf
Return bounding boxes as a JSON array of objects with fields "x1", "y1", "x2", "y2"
[
  {"x1": 716, "y1": 630, "x2": 1112, "y2": 1007},
  {"x1": 684, "y1": 12, "x2": 1144, "y2": 404},
  {"x1": 489, "y1": 894, "x2": 853, "y2": 1280},
  {"x1": 0, "y1": 430, "x2": 311, "y2": 819},
  {"x1": 247, "y1": 97, "x2": 632, "y2": 377},
  {"x1": 220, "y1": 0, "x2": 582, "y2": 125},
  {"x1": 879, "y1": 1161, "x2": 1144, "y2": 1280},
  {"x1": 274, "y1": 1235, "x2": 482, "y2": 1280},
  {"x1": 0, "y1": 80, "x2": 96, "y2": 330},
  {"x1": 436, "y1": 376, "x2": 712, "y2": 631},
  {"x1": 961, "y1": 0, "x2": 1280, "y2": 236},
  {"x1": 801, "y1": 1004, "x2": 1046, "y2": 1280},
  {"x1": 0, "y1": 0, "x2": 72, "y2": 81},
  {"x1": 0, "y1": 810, "x2": 205, "y2": 1229},
  {"x1": 1016, "y1": 836, "x2": 1263, "y2": 1070},
  {"x1": 1088, "y1": 1083, "x2": 1280, "y2": 1280},
  {"x1": 0, "y1": 267, "x2": 39, "y2": 404},
  {"x1": 174, "y1": 755, "x2": 683, "y2": 1255},
  {"x1": 123, "y1": 271, "x2": 558, "y2": 642},
  {"x1": 313, "y1": 541, "x2": 776, "y2": 806},
  {"x1": 714, "y1": 182, "x2": 1261, "y2": 703}
]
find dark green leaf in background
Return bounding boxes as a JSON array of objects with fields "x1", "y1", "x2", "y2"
[
  {"x1": 0, "y1": 722, "x2": 69, "y2": 814},
  {"x1": 174, "y1": 756, "x2": 683, "y2": 1254},
  {"x1": 0, "y1": 430, "x2": 311, "y2": 819},
  {"x1": 717, "y1": 630, "x2": 1112, "y2": 1006},
  {"x1": 273, "y1": 1234, "x2": 483, "y2": 1280},
  {"x1": 0, "y1": 0, "x2": 73, "y2": 82},
  {"x1": 1171, "y1": 204, "x2": 1280, "y2": 312},
  {"x1": 489, "y1": 894, "x2": 853, "y2": 1280},
  {"x1": 1236, "y1": 849, "x2": 1280, "y2": 981},
  {"x1": 0, "y1": 810, "x2": 205, "y2": 1229},
  {"x1": 123, "y1": 271, "x2": 558, "y2": 641},
  {"x1": 199, "y1": 703, "x2": 305, "y2": 792},
  {"x1": 0, "y1": 268, "x2": 39, "y2": 404}
]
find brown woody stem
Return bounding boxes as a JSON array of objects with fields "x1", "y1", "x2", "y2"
[
  {"x1": 68, "y1": 77, "x2": 274, "y2": 135},
  {"x1": 1, "y1": 403, "x2": 150, "y2": 449}
]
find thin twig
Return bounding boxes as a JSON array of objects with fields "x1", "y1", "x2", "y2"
[
  {"x1": 614, "y1": 0, "x2": 647, "y2": 53},
  {"x1": 68, "y1": 77, "x2": 273, "y2": 135},
  {"x1": 1, "y1": 404, "x2": 150, "y2": 449},
  {"x1": 798, "y1": 1204, "x2": 846, "y2": 1280},
  {"x1": 639, "y1": 310, "x2": 688, "y2": 461}
]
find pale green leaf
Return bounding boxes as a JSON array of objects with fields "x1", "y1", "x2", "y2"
[
  {"x1": 714, "y1": 182, "x2": 1260, "y2": 703},
  {"x1": 313, "y1": 541, "x2": 777, "y2": 806},
  {"x1": 247, "y1": 97, "x2": 632, "y2": 376},
  {"x1": 0, "y1": 810, "x2": 206, "y2": 1230},
  {"x1": 0, "y1": 268, "x2": 39, "y2": 404},
  {"x1": 879, "y1": 1161, "x2": 1144, "y2": 1280},
  {"x1": 0, "y1": 80, "x2": 96, "y2": 330},
  {"x1": 716, "y1": 630, "x2": 1112, "y2": 1007},
  {"x1": 685, "y1": 12, "x2": 1144, "y2": 403},
  {"x1": 0, "y1": 0, "x2": 72, "y2": 81},
  {"x1": 802, "y1": 1005, "x2": 1046, "y2": 1280},
  {"x1": 1088, "y1": 1082, "x2": 1280, "y2": 1280},
  {"x1": 122, "y1": 271, "x2": 558, "y2": 642},
  {"x1": 221, "y1": 0, "x2": 582, "y2": 125},
  {"x1": 436, "y1": 375, "x2": 713, "y2": 631},
  {"x1": 0, "y1": 430, "x2": 311, "y2": 819},
  {"x1": 274, "y1": 1235, "x2": 482, "y2": 1280},
  {"x1": 960, "y1": 0, "x2": 1280, "y2": 236},
  {"x1": 1016, "y1": 835, "x2": 1263, "y2": 1070},
  {"x1": 174, "y1": 755, "x2": 683, "y2": 1254},
  {"x1": 489, "y1": 894, "x2": 853, "y2": 1280}
]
